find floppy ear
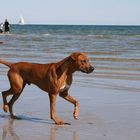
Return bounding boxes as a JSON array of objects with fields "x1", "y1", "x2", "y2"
[
  {"x1": 70, "y1": 52, "x2": 81, "y2": 61},
  {"x1": 56, "y1": 56, "x2": 73, "y2": 78}
]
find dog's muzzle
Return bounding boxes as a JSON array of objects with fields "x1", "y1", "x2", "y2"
[
  {"x1": 87, "y1": 65, "x2": 94, "y2": 73},
  {"x1": 81, "y1": 65, "x2": 94, "y2": 74}
]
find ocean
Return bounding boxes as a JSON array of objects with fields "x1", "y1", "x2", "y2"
[
  {"x1": 0, "y1": 25, "x2": 140, "y2": 140},
  {"x1": 0, "y1": 25, "x2": 140, "y2": 92}
]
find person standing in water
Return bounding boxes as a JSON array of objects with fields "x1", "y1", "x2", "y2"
[
  {"x1": 4, "y1": 19, "x2": 10, "y2": 33},
  {"x1": 0, "y1": 22, "x2": 4, "y2": 33}
]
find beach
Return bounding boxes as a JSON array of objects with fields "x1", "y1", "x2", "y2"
[
  {"x1": 0, "y1": 84, "x2": 140, "y2": 140},
  {"x1": 0, "y1": 25, "x2": 140, "y2": 140}
]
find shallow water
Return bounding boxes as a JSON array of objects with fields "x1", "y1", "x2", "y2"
[{"x1": 0, "y1": 25, "x2": 139, "y2": 92}]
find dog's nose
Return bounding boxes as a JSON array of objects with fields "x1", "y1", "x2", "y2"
[
  {"x1": 90, "y1": 66, "x2": 94, "y2": 72},
  {"x1": 92, "y1": 66, "x2": 95, "y2": 70},
  {"x1": 91, "y1": 66, "x2": 95, "y2": 71}
]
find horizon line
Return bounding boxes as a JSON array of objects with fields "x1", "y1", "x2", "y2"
[{"x1": 11, "y1": 23, "x2": 140, "y2": 26}]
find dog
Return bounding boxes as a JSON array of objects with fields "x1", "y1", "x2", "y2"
[{"x1": 0, "y1": 52, "x2": 94, "y2": 125}]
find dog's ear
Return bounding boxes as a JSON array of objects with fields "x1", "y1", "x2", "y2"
[{"x1": 70, "y1": 52, "x2": 82, "y2": 61}]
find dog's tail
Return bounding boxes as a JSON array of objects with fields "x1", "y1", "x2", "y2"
[{"x1": 0, "y1": 59, "x2": 12, "y2": 68}]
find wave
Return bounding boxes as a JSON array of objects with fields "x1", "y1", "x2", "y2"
[
  {"x1": 135, "y1": 35, "x2": 140, "y2": 37},
  {"x1": 97, "y1": 66, "x2": 140, "y2": 72},
  {"x1": 42, "y1": 33, "x2": 51, "y2": 36},
  {"x1": 87, "y1": 34, "x2": 112, "y2": 39},
  {"x1": 91, "y1": 51, "x2": 117, "y2": 55},
  {"x1": 91, "y1": 57, "x2": 140, "y2": 62}
]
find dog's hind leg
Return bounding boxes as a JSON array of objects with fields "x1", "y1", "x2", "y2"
[
  {"x1": 2, "y1": 70, "x2": 25, "y2": 116},
  {"x1": 8, "y1": 83, "x2": 26, "y2": 118},
  {"x1": 2, "y1": 89, "x2": 14, "y2": 112}
]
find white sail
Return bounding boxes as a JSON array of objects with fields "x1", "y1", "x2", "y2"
[{"x1": 19, "y1": 16, "x2": 25, "y2": 25}]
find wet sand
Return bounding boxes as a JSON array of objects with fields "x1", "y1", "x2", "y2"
[{"x1": 0, "y1": 79, "x2": 140, "y2": 140}]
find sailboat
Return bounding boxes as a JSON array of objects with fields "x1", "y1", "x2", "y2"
[{"x1": 19, "y1": 16, "x2": 25, "y2": 25}]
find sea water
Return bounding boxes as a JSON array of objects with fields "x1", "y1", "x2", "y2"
[{"x1": 0, "y1": 25, "x2": 140, "y2": 92}]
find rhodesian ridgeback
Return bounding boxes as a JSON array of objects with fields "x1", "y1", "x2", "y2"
[{"x1": 0, "y1": 52, "x2": 94, "y2": 125}]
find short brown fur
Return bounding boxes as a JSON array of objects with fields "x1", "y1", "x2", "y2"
[{"x1": 0, "y1": 52, "x2": 94, "y2": 125}]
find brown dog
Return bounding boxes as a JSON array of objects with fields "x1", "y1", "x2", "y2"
[{"x1": 0, "y1": 52, "x2": 94, "y2": 125}]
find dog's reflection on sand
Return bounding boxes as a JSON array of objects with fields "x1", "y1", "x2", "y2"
[
  {"x1": 2, "y1": 117, "x2": 78, "y2": 140},
  {"x1": 2, "y1": 118, "x2": 20, "y2": 140},
  {"x1": 50, "y1": 127, "x2": 78, "y2": 140}
]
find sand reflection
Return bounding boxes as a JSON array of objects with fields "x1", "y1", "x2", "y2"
[
  {"x1": 2, "y1": 118, "x2": 78, "y2": 140},
  {"x1": 50, "y1": 127, "x2": 78, "y2": 140},
  {"x1": 2, "y1": 119, "x2": 20, "y2": 140}
]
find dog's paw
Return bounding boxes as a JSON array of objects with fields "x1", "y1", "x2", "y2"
[
  {"x1": 73, "y1": 106, "x2": 79, "y2": 120},
  {"x1": 73, "y1": 110, "x2": 78, "y2": 120},
  {"x1": 3, "y1": 105, "x2": 9, "y2": 112},
  {"x1": 73, "y1": 113, "x2": 78, "y2": 120},
  {"x1": 55, "y1": 120, "x2": 64, "y2": 125}
]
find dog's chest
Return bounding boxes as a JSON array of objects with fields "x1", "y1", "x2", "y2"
[
  {"x1": 60, "y1": 84, "x2": 70, "y2": 92},
  {"x1": 58, "y1": 73, "x2": 71, "y2": 92}
]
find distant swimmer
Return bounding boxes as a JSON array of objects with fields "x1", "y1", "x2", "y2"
[
  {"x1": 4, "y1": 19, "x2": 10, "y2": 33},
  {"x1": 0, "y1": 23, "x2": 4, "y2": 33}
]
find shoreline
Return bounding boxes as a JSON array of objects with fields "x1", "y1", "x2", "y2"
[{"x1": 0, "y1": 83, "x2": 140, "y2": 139}]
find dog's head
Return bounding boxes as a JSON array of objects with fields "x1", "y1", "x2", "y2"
[{"x1": 70, "y1": 52, "x2": 94, "y2": 73}]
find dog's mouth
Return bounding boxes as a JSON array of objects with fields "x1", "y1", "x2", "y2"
[{"x1": 80, "y1": 66, "x2": 94, "y2": 74}]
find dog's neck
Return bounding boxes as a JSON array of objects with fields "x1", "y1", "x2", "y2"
[{"x1": 56, "y1": 56, "x2": 76, "y2": 78}]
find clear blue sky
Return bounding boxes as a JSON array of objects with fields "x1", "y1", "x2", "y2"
[{"x1": 0, "y1": 0, "x2": 140, "y2": 25}]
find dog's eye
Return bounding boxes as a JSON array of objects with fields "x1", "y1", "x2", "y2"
[{"x1": 81, "y1": 60, "x2": 86, "y2": 63}]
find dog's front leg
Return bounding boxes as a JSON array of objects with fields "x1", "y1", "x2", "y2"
[
  {"x1": 49, "y1": 94, "x2": 64, "y2": 125},
  {"x1": 59, "y1": 91, "x2": 79, "y2": 120}
]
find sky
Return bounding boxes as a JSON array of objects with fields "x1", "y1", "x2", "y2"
[{"x1": 0, "y1": 0, "x2": 140, "y2": 25}]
